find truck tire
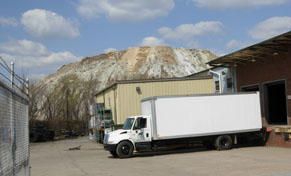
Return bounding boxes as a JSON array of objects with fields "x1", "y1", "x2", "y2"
[
  {"x1": 48, "y1": 131, "x2": 55, "y2": 141},
  {"x1": 29, "y1": 131, "x2": 39, "y2": 142},
  {"x1": 110, "y1": 151, "x2": 118, "y2": 157},
  {"x1": 215, "y1": 135, "x2": 232, "y2": 150},
  {"x1": 116, "y1": 141, "x2": 133, "y2": 158}
]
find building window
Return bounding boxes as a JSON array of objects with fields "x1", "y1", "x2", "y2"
[
  {"x1": 215, "y1": 81, "x2": 220, "y2": 92},
  {"x1": 227, "y1": 78, "x2": 233, "y2": 88}
]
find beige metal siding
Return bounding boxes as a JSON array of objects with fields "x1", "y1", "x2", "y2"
[
  {"x1": 95, "y1": 87, "x2": 118, "y2": 123},
  {"x1": 115, "y1": 78, "x2": 213, "y2": 124},
  {"x1": 96, "y1": 94, "x2": 104, "y2": 104}
]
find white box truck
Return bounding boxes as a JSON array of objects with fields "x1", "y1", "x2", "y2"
[{"x1": 104, "y1": 92, "x2": 264, "y2": 158}]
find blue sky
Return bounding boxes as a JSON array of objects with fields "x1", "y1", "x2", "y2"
[{"x1": 0, "y1": 0, "x2": 291, "y2": 80}]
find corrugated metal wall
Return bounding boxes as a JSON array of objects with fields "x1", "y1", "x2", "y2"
[
  {"x1": 96, "y1": 94, "x2": 104, "y2": 104},
  {"x1": 96, "y1": 78, "x2": 213, "y2": 125},
  {"x1": 116, "y1": 78, "x2": 213, "y2": 124}
]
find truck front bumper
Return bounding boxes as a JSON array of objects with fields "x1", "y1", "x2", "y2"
[{"x1": 104, "y1": 144, "x2": 117, "y2": 151}]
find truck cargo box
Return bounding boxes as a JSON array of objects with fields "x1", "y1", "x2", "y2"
[{"x1": 141, "y1": 92, "x2": 262, "y2": 140}]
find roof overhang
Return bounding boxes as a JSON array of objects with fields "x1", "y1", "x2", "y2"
[{"x1": 207, "y1": 31, "x2": 291, "y2": 67}]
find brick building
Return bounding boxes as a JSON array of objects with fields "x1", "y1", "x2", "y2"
[{"x1": 208, "y1": 31, "x2": 291, "y2": 147}]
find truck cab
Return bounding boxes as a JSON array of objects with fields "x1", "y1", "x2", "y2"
[{"x1": 104, "y1": 116, "x2": 152, "y2": 158}]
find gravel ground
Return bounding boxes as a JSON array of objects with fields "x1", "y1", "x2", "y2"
[{"x1": 30, "y1": 137, "x2": 291, "y2": 176}]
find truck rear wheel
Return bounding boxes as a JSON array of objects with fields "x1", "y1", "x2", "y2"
[
  {"x1": 215, "y1": 135, "x2": 232, "y2": 150},
  {"x1": 116, "y1": 141, "x2": 133, "y2": 158}
]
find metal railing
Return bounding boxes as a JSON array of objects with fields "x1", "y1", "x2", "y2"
[{"x1": 0, "y1": 56, "x2": 30, "y2": 176}]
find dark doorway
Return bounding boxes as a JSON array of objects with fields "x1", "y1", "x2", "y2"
[
  {"x1": 241, "y1": 85, "x2": 259, "y2": 92},
  {"x1": 263, "y1": 81, "x2": 287, "y2": 125}
]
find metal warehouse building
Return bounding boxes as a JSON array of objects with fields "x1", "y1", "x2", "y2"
[
  {"x1": 208, "y1": 31, "x2": 291, "y2": 147},
  {"x1": 95, "y1": 76, "x2": 213, "y2": 125}
]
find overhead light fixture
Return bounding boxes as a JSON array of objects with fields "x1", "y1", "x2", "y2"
[
  {"x1": 251, "y1": 56, "x2": 256, "y2": 62},
  {"x1": 136, "y1": 86, "x2": 141, "y2": 94},
  {"x1": 273, "y1": 52, "x2": 279, "y2": 55}
]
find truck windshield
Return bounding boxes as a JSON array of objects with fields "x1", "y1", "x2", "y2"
[{"x1": 122, "y1": 118, "x2": 135, "y2": 130}]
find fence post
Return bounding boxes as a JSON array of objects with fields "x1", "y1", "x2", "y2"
[
  {"x1": 26, "y1": 78, "x2": 29, "y2": 95},
  {"x1": 9, "y1": 61, "x2": 15, "y2": 175},
  {"x1": 26, "y1": 77, "x2": 30, "y2": 176},
  {"x1": 10, "y1": 62, "x2": 14, "y2": 88}
]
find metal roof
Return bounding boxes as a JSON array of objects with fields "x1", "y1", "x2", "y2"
[
  {"x1": 95, "y1": 75, "x2": 212, "y2": 96},
  {"x1": 208, "y1": 31, "x2": 291, "y2": 67}
]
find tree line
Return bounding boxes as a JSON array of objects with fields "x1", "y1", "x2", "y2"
[{"x1": 29, "y1": 74, "x2": 99, "y2": 135}]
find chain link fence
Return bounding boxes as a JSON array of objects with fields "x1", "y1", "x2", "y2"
[{"x1": 0, "y1": 56, "x2": 30, "y2": 176}]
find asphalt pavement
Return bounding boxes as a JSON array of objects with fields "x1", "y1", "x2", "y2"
[{"x1": 30, "y1": 137, "x2": 291, "y2": 176}]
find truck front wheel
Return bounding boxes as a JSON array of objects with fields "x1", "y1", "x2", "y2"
[
  {"x1": 110, "y1": 151, "x2": 118, "y2": 157},
  {"x1": 116, "y1": 141, "x2": 133, "y2": 158},
  {"x1": 215, "y1": 135, "x2": 232, "y2": 150}
]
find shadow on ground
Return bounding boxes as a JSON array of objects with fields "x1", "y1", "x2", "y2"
[{"x1": 107, "y1": 141, "x2": 265, "y2": 159}]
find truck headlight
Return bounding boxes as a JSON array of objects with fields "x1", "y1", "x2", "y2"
[{"x1": 107, "y1": 140, "x2": 114, "y2": 144}]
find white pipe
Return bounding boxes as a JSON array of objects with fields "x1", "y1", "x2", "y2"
[{"x1": 210, "y1": 70, "x2": 222, "y2": 93}]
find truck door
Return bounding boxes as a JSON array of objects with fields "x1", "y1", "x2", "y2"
[{"x1": 131, "y1": 117, "x2": 151, "y2": 143}]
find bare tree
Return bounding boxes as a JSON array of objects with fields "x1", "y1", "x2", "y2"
[
  {"x1": 29, "y1": 84, "x2": 39, "y2": 120},
  {"x1": 30, "y1": 73, "x2": 99, "y2": 135}
]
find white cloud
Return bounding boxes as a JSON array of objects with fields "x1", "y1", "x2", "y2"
[
  {"x1": 210, "y1": 49, "x2": 227, "y2": 57},
  {"x1": 158, "y1": 21, "x2": 223, "y2": 41},
  {"x1": 193, "y1": 0, "x2": 291, "y2": 9},
  {"x1": 104, "y1": 48, "x2": 117, "y2": 53},
  {"x1": 0, "y1": 40, "x2": 81, "y2": 73},
  {"x1": 249, "y1": 16, "x2": 291, "y2": 40},
  {"x1": 77, "y1": 0, "x2": 174, "y2": 23},
  {"x1": 21, "y1": 9, "x2": 80, "y2": 40},
  {"x1": 0, "y1": 16, "x2": 18, "y2": 27},
  {"x1": 226, "y1": 40, "x2": 252, "y2": 50},
  {"x1": 139, "y1": 21, "x2": 224, "y2": 49},
  {"x1": 140, "y1": 36, "x2": 167, "y2": 46},
  {"x1": 0, "y1": 40, "x2": 49, "y2": 56}
]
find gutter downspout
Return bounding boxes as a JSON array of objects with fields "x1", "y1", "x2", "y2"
[
  {"x1": 210, "y1": 70, "x2": 222, "y2": 93},
  {"x1": 112, "y1": 86, "x2": 117, "y2": 128}
]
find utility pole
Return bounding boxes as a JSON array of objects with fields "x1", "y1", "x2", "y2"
[{"x1": 66, "y1": 89, "x2": 70, "y2": 130}]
